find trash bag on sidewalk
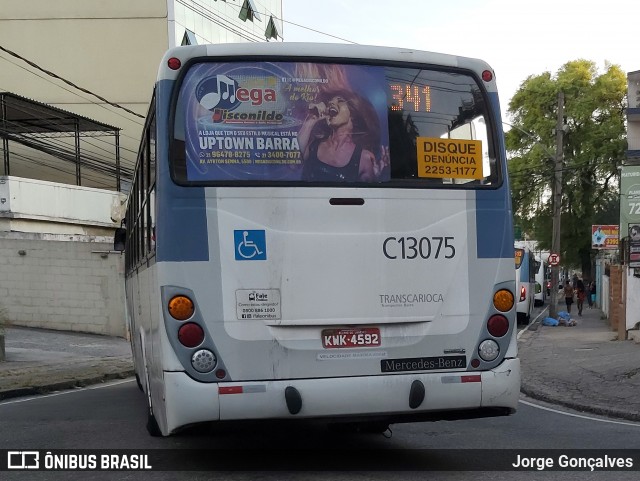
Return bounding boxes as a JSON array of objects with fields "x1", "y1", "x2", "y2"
[
  {"x1": 542, "y1": 317, "x2": 559, "y2": 326},
  {"x1": 557, "y1": 311, "x2": 577, "y2": 327}
]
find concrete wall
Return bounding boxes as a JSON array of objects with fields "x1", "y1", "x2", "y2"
[
  {"x1": 0, "y1": 176, "x2": 126, "y2": 337},
  {"x1": 0, "y1": 232, "x2": 125, "y2": 337},
  {"x1": 626, "y1": 270, "x2": 640, "y2": 330}
]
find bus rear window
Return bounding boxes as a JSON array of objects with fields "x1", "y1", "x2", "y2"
[{"x1": 171, "y1": 61, "x2": 500, "y2": 187}]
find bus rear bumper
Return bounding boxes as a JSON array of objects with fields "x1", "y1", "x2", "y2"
[{"x1": 163, "y1": 358, "x2": 520, "y2": 434}]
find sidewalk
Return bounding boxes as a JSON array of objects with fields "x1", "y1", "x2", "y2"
[
  {"x1": 1, "y1": 311, "x2": 640, "y2": 423},
  {"x1": 518, "y1": 302, "x2": 640, "y2": 421},
  {"x1": 0, "y1": 326, "x2": 133, "y2": 400}
]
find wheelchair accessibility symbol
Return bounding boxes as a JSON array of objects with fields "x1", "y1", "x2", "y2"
[{"x1": 234, "y1": 230, "x2": 267, "y2": 260}]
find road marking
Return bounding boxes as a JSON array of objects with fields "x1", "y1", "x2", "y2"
[
  {"x1": 519, "y1": 399, "x2": 640, "y2": 427},
  {"x1": 517, "y1": 305, "x2": 548, "y2": 340},
  {"x1": 517, "y1": 305, "x2": 640, "y2": 428},
  {"x1": 0, "y1": 378, "x2": 135, "y2": 406}
]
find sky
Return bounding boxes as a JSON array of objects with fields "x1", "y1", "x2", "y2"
[{"x1": 280, "y1": 0, "x2": 637, "y2": 123}]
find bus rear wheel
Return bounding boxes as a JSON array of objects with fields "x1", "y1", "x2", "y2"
[{"x1": 146, "y1": 411, "x2": 162, "y2": 437}]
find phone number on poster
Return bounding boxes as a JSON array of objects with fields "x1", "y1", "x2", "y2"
[
  {"x1": 422, "y1": 166, "x2": 477, "y2": 176},
  {"x1": 204, "y1": 151, "x2": 251, "y2": 159},
  {"x1": 263, "y1": 151, "x2": 300, "y2": 159}
]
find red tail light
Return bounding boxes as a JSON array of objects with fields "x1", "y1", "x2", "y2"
[
  {"x1": 168, "y1": 57, "x2": 181, "y2": 70},
  {"x1": 519, "y1": 285, "x2": 526, "y2": 302},
  {"x1": 487, "y1": 315, "x2": 509, "y2": 337},
  {"x1": 178, "y1": 323, "x2": 205, "y2": 347}
]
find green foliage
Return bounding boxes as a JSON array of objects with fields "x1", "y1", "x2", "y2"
[{"x1": 505, "y1": 60, "x2": 626, "y2": 276}]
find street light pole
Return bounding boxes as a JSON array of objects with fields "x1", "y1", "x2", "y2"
[{"x1": 549, "y1": 91, "x2": 564, "y2": 319}]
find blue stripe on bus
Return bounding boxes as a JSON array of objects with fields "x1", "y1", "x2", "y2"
[
  {"x1": 476, "y1": 190, "x2": 513, "y2": 259},
  {"x1": 156, "y1": 186, "x2": 209, "y2": 262},
  {"x1": 476, "y1": 92, "x2": 513, "y2": 259},
  {"x1": 156, "y1": 79, "x2": 209, "y2": 263}
]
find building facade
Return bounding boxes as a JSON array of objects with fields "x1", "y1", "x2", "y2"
[{"x1": 0, "y1": 0, "x2": 283, "y2": 336}]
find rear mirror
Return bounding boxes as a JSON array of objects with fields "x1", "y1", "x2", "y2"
[{"x1": 114, "y1": 227, "x2": 126, "y2": 252}]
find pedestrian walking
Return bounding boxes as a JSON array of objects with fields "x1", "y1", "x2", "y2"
[
  {"x1": 563, "y1": 280, "x2": 575, "y2": 314},
  {"x1": 589, "y1": 281, "x2": 596, "y2": 308},
  {"x1": 576, "y1": 279, "x2": 585, "y2": 316}
]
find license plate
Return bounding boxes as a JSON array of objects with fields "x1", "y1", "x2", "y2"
[{"x1": 322, "y1": 328, "x2": 381, "y2": 349}]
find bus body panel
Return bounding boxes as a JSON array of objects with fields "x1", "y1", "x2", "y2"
[
  {"x1": 157, "y1": 43, "x2": 497, "y2": 96},
  {"x1": 162, "y1": 358, "x2": 519, "y2": 434},
  {"x1": 213, "y1": 187, "x2": 472, "y2": 329},
  {"x1": 155, "y1": 260, "x2": 515, "y2": 380},
  {"x1": 152, "y1": 181, "x2": 516, "y2": 382}
]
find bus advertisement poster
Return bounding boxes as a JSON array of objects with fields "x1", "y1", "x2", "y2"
[{"x1": 178, "y1": 61, "x2": 390, "y2": 182}]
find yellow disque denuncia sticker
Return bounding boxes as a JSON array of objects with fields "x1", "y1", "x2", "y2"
[{"x1": 416, "y1": 137, "x2": 483, "y2": 179}]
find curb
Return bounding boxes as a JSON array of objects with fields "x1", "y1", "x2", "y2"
[
  {"x1": 518, "y1": 305, "x2": 640, "y2": 424},
  {"x1": 520, "y1": 382, "x2": 640, "y2": 423},
  {"x1": 0, "y1": 368, "x2": 134, "y2": 401}
]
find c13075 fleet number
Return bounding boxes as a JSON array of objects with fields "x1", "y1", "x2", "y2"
[{"x1": 383, "y1": 236, "x2": 456, "y2": 260}]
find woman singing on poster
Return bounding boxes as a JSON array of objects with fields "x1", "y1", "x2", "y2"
[{"x1": 297, "y1": 89, "x2": 389, "y2": 182}]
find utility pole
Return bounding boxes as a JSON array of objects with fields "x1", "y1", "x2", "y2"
[{"x1": 549, "y1": 91, "x2": 564, "y2": 319}]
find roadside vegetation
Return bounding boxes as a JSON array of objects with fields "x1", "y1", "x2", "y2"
[{"x1": 505, "y1": 59, "x2": 626, "y2": 277}]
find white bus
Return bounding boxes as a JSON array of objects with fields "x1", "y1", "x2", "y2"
[
  {"x1": 115, "y1": 42, "x2": 520, "y2": 436},
  {"x1": 514, "y1": 244, "x2": 537, "y2": 322}
]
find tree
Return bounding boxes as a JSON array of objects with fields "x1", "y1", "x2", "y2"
[{"x1": 505, "y1": 60, "x2": 626, "y2": 279}]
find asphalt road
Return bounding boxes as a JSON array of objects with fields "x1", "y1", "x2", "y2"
[{"x1": 1, "y1": 379, "x2": 640, "y2": 480}]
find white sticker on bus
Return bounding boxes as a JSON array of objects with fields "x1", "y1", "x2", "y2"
[{"x1": 235, "y1": 289, "x2": 281, "y2": 320}]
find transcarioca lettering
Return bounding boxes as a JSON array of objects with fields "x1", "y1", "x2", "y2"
[{"x1": 379, "y1": 293, "x2": 443, "y2": 303}]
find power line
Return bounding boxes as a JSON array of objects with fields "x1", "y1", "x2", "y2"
[
  {"x1": 1, "y1": 131, "x2": 134, "y2": 180},
  {"x1": 0, "y1": 146, "x2": 126, "y2": 189},
  {"x1": 0, "y1": 43, "x2": 145, "y2": 119},
  {"x1": 252, "y1": 6, "x2": 357, "y2": 44},
  {"x1": 0, "y1": 52, "x2": 147, "y2": 137},
  {"x1": 0, "y1": 100, "x2": 137, "y2": 165},
  {"x1": 277, "y1": 17, "x2": 357, "y2": 44},
  {"x1": 176, "y1": 0, "x2": 356, "y2": 45}
]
